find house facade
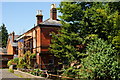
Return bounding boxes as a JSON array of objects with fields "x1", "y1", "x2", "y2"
[
  {"x1": 0, "y1": 32, "x2": 19, "y2": 68},
  {"x1": 16, "y1": 4, "x2": 61, "y2": 69},
  {"x1": 7, "y1": 32, "x2": 19, "y2": 56}
]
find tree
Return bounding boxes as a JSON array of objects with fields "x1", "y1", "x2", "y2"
[
  {"x1": 50, "y1": 2, "x2": 120, "y2": 65},
  {"x1": 50, "y1": 32, "x2": 84, "y2": 65},
  {"x1": 108, "y1": 2, "x2": 120, "y2": 13},
  {"x1": 50, "y1": 2, "x2": 93, "y2": 65},
  {"x1": 58, "y1": 2, "x2": 120, "y2": 41},
  {"x1": 0, "y1": 24, "x2": 8, "y2": 48},
  {"x1": 79, "y1": 36, "x2": 119, "y2": 79},
  {"x1": 50, "y1": 2, "x2": 120, "y2": 79}
]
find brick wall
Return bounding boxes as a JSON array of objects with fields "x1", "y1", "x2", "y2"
[{"x1": 7, "y1": 41, "x2": 13, "y2": 55}]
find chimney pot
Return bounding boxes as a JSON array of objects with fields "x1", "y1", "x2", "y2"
[
  {"x1": 37, "y1": 10, "x2": 42, "y2": 15},
  {"x1": 36, "y1": 10, "x2": 43, "y2": 25},
  {"x1": 51, "y1": 4, "x2": 56, "y2": 8}
]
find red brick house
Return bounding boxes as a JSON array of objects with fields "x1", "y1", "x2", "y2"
[
  {"x1": 16, "y1": 4, "x2": 61, "y2": 69},
  {"x1": 7, "y1": 32, "x2": 19, "y2": 56},
  {"x1": 0, "y1": 32, "x2": 19, "y2": 68}
]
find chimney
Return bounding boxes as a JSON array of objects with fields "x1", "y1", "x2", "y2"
[
  {"x1": 12, "y1": 31, "x2": 15, "y2": 42},
  {"x1": 50, "y1": 4, "x2": 57, "y2": 20},
  {"x1": 36, "y1": 10, "x2": 43, "y2": 25}
]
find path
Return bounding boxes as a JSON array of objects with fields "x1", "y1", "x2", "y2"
[
  {"x1": 0, "y1": 69, "x2": 50, "y2": 80},
  {"x1": 0, "y1": 69, "x2": 21, "y2": 80}
]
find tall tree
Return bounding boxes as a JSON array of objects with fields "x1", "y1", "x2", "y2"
[
  {"x1": 0, "y1": 24, "x2": 8, "y2": 48},
  {"x1": 50, "y1": 2, "x2": 120, "y2": 79},
  {"x1": 50, "y1": 2, "x2": 90, "y2": 65},
  {"x1": 58, "y1": 2, "x2": 120, "y2": 41},
  {"x1": 50, "y1": 2, "x2": 120, "y2": 65}
]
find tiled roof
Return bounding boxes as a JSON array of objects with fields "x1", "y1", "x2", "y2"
[
  {"x1": 16, "y1": 18, "x2": 62, "y2": 40},
  {"x1": 39, "y1": 18, "x2": 62, "y2": 26}
]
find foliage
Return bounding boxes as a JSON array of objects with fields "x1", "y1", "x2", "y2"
[
  {"x1": 79, "y1": 37, "x2": 120, "y2": 79},
  {"x1": 108, "y1": 2, "x2": 120, "y2": 13},
  {"x1": 8, "y1": 69, "x2": 14, "y2": 73},
  {"x1": 50, "y1": 2, "x2": 120, "y2": 64},
  {"x1": 50, "y1": 32, "x2": 84, "y2": 65},
  {"x1": 24, "y1": 51, "x2": 32, "y2": 68},
  {"x1": 13, "y1": 58, "x2": 19, "y2": 64},
  {"x1": 58, "y1": 2, "x2": 120, "y2": 41},
  {"x1": 7, "y1": 58, "x2": 19, "y2": 66},
  {"x1": 28, "y1": 69, "x2": 44, "y2": 76},
  {"x1": 112, "y1": 31, "x2": 120, "y2": 51},
  {"x1": 17, "y1": 57, "x2": 26, "y2": 69},
  {"x1": 62, "y1": 66, "x2": 80, "y2": 78},
  {"x1": 17, "y1": 51, "x2": 36, "y2": 69},
  {"x1": 49, "y1": 2, "x2": 120, "y2": 79},
  {"x1": 30, "y1": 53, "x2": 36, "y2": 58},
  {"x1": 61, "y1": 37, "x2": 120, "y2": 79},
  {"x1": 7, "y1": 59, "x2": 14, "y2": 66},
  {"x1": 0, "y1": 24, "x2": 8, "y2": 48}
]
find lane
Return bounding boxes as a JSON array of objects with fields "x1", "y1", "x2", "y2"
[
  {"x1": 1, "y1": 69, "x2": 51, "y2": 80},
  {"x1": 1, "y1": 69, "x2": 20, "y2": 78},
  {"x1": 0, "y1": 69, "x2": 2, "y2": 80}
]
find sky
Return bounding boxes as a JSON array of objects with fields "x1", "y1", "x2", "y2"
[{"x1": 2, "y1": 2, "x2": 61, "y2": 35}]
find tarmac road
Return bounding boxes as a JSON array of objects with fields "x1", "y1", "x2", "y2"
[{"x1": 0, "y1": 69, "x2": 21, "y2": 80}]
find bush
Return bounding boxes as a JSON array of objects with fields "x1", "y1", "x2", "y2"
[
  {"x1": 13, "y1": 58, "x2": 19, "y2": 64},
  {"x1": 61, "y1": 36, "x2": 120, "y2": 79},
  {"x1": 7, "y1": 59, "x2": 14, "y2": 66},
  {"x1": 8, "y1": 69, "x2": 14, "y2": 73},
  {"x1": 30, "y1": 53, "x2": 36, "y2": 58},
  {"x1": 7, "y1": 58, "x2": 19, "y2": 67},
  {"x1": 79, "y1": 37, "x2": 120, "y2": 79},
  {"x1": 17, "y1": 57, "x2": 26, "y2": 69},
  {"x1": 29, "y1": 69, "x2": 44, "y2": 76}
]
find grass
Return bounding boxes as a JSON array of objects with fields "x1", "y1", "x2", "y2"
[
  {"x1": 14, "y1": 73, "x2": 23, "y2": 78},
  {"x1": 14, "y1": 74, "x2": 32, "y2": 80}
]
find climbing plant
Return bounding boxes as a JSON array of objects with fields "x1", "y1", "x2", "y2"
[{"x1": 8, "y1": 51, "x2": 36, "y2": 69}]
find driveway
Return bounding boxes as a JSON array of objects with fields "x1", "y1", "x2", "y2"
[
  {"x1": 0, "y1": 69, "x2": 51, "y2": 80},
  {"x1": 0, "y1": 69, "x2": 21, "y2": 80}
]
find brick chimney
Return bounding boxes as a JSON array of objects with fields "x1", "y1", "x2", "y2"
[
  {"x1": 36, "y1": 10, "x2": 43, "y2": 25},
  {"x1": 12, "y1": 31, "x2": 15, "y2": 42},
  {"x1": 50, "y1": 4, "x2": 57, "y2": 20}
]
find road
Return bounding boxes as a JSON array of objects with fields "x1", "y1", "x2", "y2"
[
  {"x1": 0, "y1": 69, "x2": 51, "y2": 80},
  {"x1": 0, "y1": 69, "x2": 21, "y2": 80}
]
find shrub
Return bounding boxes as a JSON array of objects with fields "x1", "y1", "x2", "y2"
[
  {"x1": 12, "y1": 51, "x2": 36, "y2": 69},
  {"x1": 29, "y1": 69, "x2": 44, "y2": 76},
  {"x1": 79, "y1": 37, "x2": 120, "y2": 79},
  {"x1": 13, "y1": 58, "x2": 19, "y2": 64},
  {"x1": 7, "y1": 58, "x2": 19, "y2": 67},
  {"x1": 30, "y1": 53, "x2": 36, "y2": 58},
  {"x1": 7, "y1": 59, "x2": 14, "y2": 66},
  {"x1": 17, "y1": 57, "x2": 26, "y2": 69},
  {"x1": 8, "y1": 69, "x2": 14, "y2": 73}
]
